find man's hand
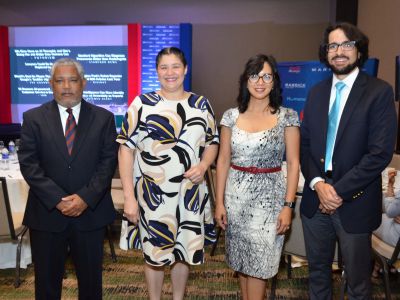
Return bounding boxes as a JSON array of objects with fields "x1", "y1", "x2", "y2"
[
  {"x1": 56, "y1": 199, "x2": 72, "y2": 212},
  {"x1": 58, "y1": 194, "x2": 88, "y2": 217},
  {"x1": 319, "y1": 204, "x2": 335, "y2": 215},
  {"x1": 315, "y1": 181, "x2": 343, "y2": 211}
]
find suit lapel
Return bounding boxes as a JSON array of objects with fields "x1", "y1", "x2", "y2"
[
  {"x1": 70, "y1": 100, "x2": 93, "y2": 160},
  {"x1": 319, "y1": 79, "x2": 333, "y2": 150},
  {"x1": 45, "y1": 100, "x2": 70, "y2": 161},
  {"x1": 334, "y1": 72, "x2": 367, "y2": 149}
]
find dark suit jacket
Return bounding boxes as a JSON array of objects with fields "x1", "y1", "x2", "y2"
[
  {"x1": 19, "y1": 99, "x2": 118, "y2": 232},
  {"x1": 300, "y1": 71, "x2": 397, "y2": 233}
]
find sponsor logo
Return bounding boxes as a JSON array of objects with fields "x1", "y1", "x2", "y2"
[
  {"x1": 288, "y1": 66, "x2": 301, "y2": 73},
  {"x1": 284, "y1": 83, "x2": 306, "y2": 89},
  {"x1": 286, "y1": 97, "x2": 305, "y2": 102},
  {"x1": 311, "y1": 67, "x2": 330, "y2": 73}
]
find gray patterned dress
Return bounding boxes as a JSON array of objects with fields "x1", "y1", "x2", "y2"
[{"x1": 221, "y1": 106, "x2": 299, "y2": 279}]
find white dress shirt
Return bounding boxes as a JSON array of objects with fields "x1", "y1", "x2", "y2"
[
  {"x1": 309, "y1": 67, "x2": 360, "y2": 190},
  {"x1": 57, "y1": 102, "x2": 81, "y2": 135}
]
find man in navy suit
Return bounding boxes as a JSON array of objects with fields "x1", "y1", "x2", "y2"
[
  {"x1": 300, "y1": 22, "x2": 397, "y2": 299},
  {"x1": 18, "y1": 58, "x2": 118, "y2": 299}
]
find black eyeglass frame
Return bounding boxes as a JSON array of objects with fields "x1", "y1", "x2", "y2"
[{"x1": 325, "y1": 40, "x2": 357, "y2": 53}]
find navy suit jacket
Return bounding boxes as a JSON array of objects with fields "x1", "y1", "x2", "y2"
[
  {"x1": 19, "y1": 99, "x2": 118, "y2": 232},
  {"x1": 300, "y1": 71, "x2": 397, "y2": 233}
]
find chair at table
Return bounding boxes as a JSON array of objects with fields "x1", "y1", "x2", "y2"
[
  {"x1": 371, "y1": 234, "x2": 400, "y2": 300},
  {"x1": 204, "y1": 166, "x2": 222, "y2": 256},
  {"x1": 282, "y1": 194, "x2": 341, "y2": 271},
  {"x1": 103, "y1": 177, "x2": 126, "y2": 263},
  {"x1": 0, "y1": 177, "x2": 29, "y2": 288},
  {"x1": 111, "y1": 177, "x2": 124, "y2": 215},
  {"x1": 283, "y1": 195, "x2": 339, "y2": 272},
  {"x1": 105, "y1": 167, "x2": 126, "y2": 262},
  {"x1": 269, "y1": 194, "x2": 344, "y2": 300},
  {"x1": 388, "y1": 154, "x2": 400, "y2": 170}
]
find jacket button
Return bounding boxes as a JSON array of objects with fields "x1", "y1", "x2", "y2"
[{"x1": 320, "y1": 158, "x2": 324, "y2": 163}]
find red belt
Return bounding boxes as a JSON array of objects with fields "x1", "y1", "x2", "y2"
[{"x1": 230, "y1": 164, "x2": 281, "y2": 174}]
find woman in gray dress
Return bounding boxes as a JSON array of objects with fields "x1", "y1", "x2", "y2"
[{"x1": 215, "y1": 54, "x2": 300, "y2": 300}]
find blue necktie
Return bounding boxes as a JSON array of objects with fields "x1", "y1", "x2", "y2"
[{"x1": 325, "y1": 81, "x2": 346, "y2": 172}]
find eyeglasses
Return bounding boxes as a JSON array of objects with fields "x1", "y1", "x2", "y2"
[
  {"x1": 326, "y1": 41, "x2": 357, "y2": 53},
  {"x1": 248, "y1": 73, "x2": 273, "y2": 84}
]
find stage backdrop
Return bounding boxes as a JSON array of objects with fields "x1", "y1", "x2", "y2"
[
  {"x1": 6, "y1": 24, "x2": 192, "y2": 127},
  {"x1": 278, "y1": 58, "x2": 379, "y2": 120}
]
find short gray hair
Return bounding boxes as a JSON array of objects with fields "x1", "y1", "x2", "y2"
[{"x1": 50, "y1": 57, "x2": 85, "y2": 79}]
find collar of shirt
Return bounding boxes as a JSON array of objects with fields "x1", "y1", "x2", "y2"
[
  {"x1": 332, "y1": 66, "x2": 359, "y2": 90},
  {"x1": 58, "y1": 102, "x2": 81, "y2": 134},
  {"x1": 329, "y1": 67, "x2": 360, "y2": 112}
]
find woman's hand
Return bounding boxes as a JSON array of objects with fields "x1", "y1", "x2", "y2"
[
  {"x1": 387, "y1": 169, "x2": 397, "y2": 197},
  {"x1": 184, "y1": 162, "x2": 207, "y2": 184},
  {"x1": 214, "y1": 203, "x2": 228, "y2": 230},
  {"x1": 276, "y1": 207, "x2": 292, "y2": 235},
  {"x1": 388, "y1": 169, "x2": 397, "y2": 186},
  {"x1": 124, "y1": 198, "x2": 139, "y2": 225}
]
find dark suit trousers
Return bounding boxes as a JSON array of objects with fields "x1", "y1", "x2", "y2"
[
  {"x1": 301, "y1": 209, "x2": 373, "y2": 300},
  {"x1": 30, "y1": 223, "x2": 105, "y2": 300}
]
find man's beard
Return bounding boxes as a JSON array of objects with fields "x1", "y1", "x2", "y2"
[{"x1": 329, "y1": 56, "x2": 359, "y2": 75}]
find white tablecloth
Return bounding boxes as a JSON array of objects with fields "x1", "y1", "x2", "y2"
[{"x1": 0, "y1": 162, "x2": 31, "y2": 269}]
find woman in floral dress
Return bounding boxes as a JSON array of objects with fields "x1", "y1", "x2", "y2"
[{"x1": 117, "y1": 47, "x2": 219, "y2": 300}]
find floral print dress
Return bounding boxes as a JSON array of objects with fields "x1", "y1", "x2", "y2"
[{"x1": 117, "y1": 92, "x2": 219, "y2": 266}]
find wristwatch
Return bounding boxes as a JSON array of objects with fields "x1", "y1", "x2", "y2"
[{"x1": 283, "y1": 201, "x2": 296, "y2": 209}]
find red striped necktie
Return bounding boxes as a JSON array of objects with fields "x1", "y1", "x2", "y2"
[{"x1": 65, "y1": 108, "x2": 77, "y2": 155}]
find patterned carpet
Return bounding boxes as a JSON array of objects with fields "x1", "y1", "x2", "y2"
[{"x1": 0, "y1": 232, "x2": 398, "y2": 299}]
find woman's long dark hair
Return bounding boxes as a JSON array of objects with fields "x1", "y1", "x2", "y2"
[{"x1": 236, "y1": 54, "x2": 282, "y2": 113}]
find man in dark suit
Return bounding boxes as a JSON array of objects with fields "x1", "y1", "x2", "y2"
[
  {"x1": 300, "y1": 22, "x2": 397, "y2": 299},
  {"x1": 18, "y1": 58, "x2": 118, "y2": 299}
]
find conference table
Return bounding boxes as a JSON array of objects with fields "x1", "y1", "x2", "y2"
[{"x1": 0, "y1": 161, "x2": 31, "y2": 269}]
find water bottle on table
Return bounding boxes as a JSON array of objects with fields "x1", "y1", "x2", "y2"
[
  {"x1": 8, "y1": 140, "x2": 16, "y2": 162},
  {"x1": 1, "y1": 148, "x2": 10, "y2": 170}
]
